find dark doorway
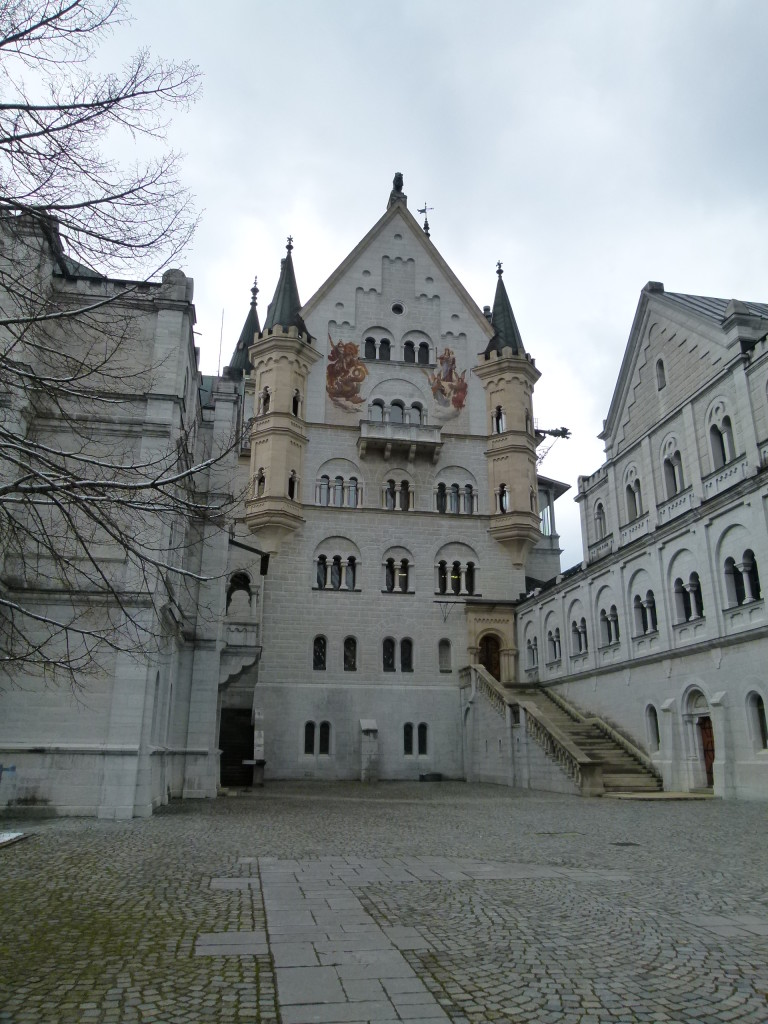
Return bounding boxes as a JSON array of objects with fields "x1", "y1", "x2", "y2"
[
  {"x1": 698, "y1": 715, "x2": 715, "y2": 787},
  {"x1": 479, "y1": 635, "x2": 501, "y2": 681},
  {"x1": 219, "y1": 708, "x2": 253, "y2": 787}
]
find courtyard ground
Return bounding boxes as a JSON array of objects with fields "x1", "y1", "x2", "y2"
[{"x1": 1, "y1": 782, "x2": 767, "y2": 1024}]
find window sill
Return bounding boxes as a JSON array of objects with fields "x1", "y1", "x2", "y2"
[
  {"x1": 313, "y1": 587, "x2": 361, "y2": 593},
  {"x1": 598, "y1": 641, "x2": 621, "y2": 651},
  {"x1": 381, "y1": 589, "x2": 416, "y2": 595},
  {"x1": 434, "y1": 592, "x2": 482, "y2": 599},
  {"x1": 631, "y1": 629, "x2": 659, "y2": 641}
]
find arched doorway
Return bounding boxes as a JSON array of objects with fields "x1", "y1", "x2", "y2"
[
  {"x1": 478, "y1": 634, "x2": 501, "y2": 681},
  {"x1": 686, "y1": 689, "x2": 715, "y2": 789}
]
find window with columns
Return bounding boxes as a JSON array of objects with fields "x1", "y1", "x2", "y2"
[
  {"x1": 547, "y1": 628, "x2": 562, "y2": 663},
  {"x1": 625, "y1": 478, "x2": 643, "y2": 520},
  {"x1": 673, "y1": 572, "x2": 704, "y2": 623},
  {"x1": 435, "y1": 558, "x2": 478, "y2": 596},
  {"x1": 304, "y1": 721, "x2": 331, "y2": 755},
  {"x1": 363, "y1": 336, "x2": 393, "y2": 361},
  {"x1": 633, "y1": 590, "x2": 658, "y2": 636},
  {"x1": 382, "y1": 479, "x2": 413, "y2": 510},
  {"x1": 724, "y1": 550, "x2": 761, "y2": 607},
  {"x1": 315, "y1": 474, "x2": 362, "y2": 508},
  {"x1": 571, "y1": 617, "x2": 588, "y2": 655},
  {"x1": 384, "y1": 557, "x2": 410, "y2": 593},
  {"x1": 368, "y1": 400, "x2": 428, "y2": 427},
  {"x1": 599, "y1": 605, "x2": 620, "y2": 646},
  {"x1": 526, "y1": 637, "x2": 538, "y2": 668},
  {"x1": 708, "y1": 404, "x2": 736, "y2": 471},
  {"x1": 493, "y1": 405, "x2": 506, "y2": 434},
  {"x1": 314, "y1": 552, "x2": 359, "y2": 591},
  {"x1": 435, "y1": 481, "x2": 477, "y2": 514}
]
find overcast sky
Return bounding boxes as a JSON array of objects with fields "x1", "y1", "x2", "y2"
[{"x1": 102, "y1": 0, "x2": 768, "y2": 567}]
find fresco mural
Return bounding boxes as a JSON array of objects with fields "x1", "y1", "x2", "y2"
[
  {"x1": 326, "y1": 334, "x2": 368, "y2": 410},
  {"x1": 425, "y1": 347, "x2": 468, "y2": 419}
]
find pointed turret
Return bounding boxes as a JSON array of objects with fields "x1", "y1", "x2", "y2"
[
  {"x1": 483, "y1": 263, "x2": 525, "y2": 358},
  {"x1": 263, "y1": 237, "x2": 310, "y2": 337},
  {"x1": 227, "y1": 277, "x2": 260, "y2": 378},
  {"x1": 473, "y1": 261, "x2": 542, "y2": 566}
]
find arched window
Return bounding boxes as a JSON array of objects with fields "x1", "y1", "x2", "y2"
[
  {"x1": 656, "y1": 359, "x2": 666, "y2": 390},
  {"x1": 316, "y1": 555, "x2": 328, "y2": 590},
  {"x1": 646, "y1": 705, "x2": 661, "y2": 752},
  {"x1": 626, "y1": 483, "x2": 638, "y2": 521},
  {"x1": 347, "y1": 477, "x2": 358, "y2": 508},
  {"x1": 525, "y1": 410, "x2": 532, "y2": 434},
  {"x1": 580, "y1": 617, "x2": 588, "y2": 652},
  {"x1": 610, "y1": 605, "x2": 620, "y2": 642},
  {"x1": 417, "y1": 342, "x2": 430, "y2": 365},
  {"x1": 463, "y1": 484, "x2": 475, "y2": 514},
  {"x1": 399, "y1": 480, "x2": 410, "y2": 511},
  {"x1": 383, "y1": 637, "x2": 396, "y2": 672},
  {"x1": 345, "y1": 556, "x2": 356, "y2": 591},
  {"x1": 400, "y1": 638, "x2": 413, "y2": 672},
  {"x1": 437, "y1": 560, "x2": 448, "y2": 594},
  {"x1": 364, "y1": 337, "x2": 376, "y2": 360},
  {"x1": 313, "y1": 636, "x2": 326, "y2": 670},
  {"x1": 465, "y1": 562, "x2": 475, "y2": 595},
  {"x1": 526, "y1": 639, "x2": 536, "y2": 668},
  {"x1": 744, "y1": 549, "x2": 761, "y2": 602},
  {"x1": 571, "y1": 620, "x2": 581, "y2": 654},
  {"x1": 288, "y1": 471, "x2": 297, "y2": 500},
  {"x1": 226, "y1": 572, "x2": 251, "y2": 613},
  {"x1": 748, "y1": 692, "x2": 768, "y2": 750},
  {"x1": 292, "y1": 389, "x2": 301, "y2": 416},
  {"x1": 410, "y1": 402, "x2": 423, "y2": 425},
  {"x1": 417, "y1": 723, "x2": 428, "y2": 755},
  {"x1": 403, "y1": 341, "x2": 415, "y2": 363},
  {"x1": 260, "y1": 387, "x2": 270, "y2": 414},
  {"x1": 385, "y1": 558, "x2": 396, "y2": 593},
  {"x1": 398, "y1": 558, "x2": 409, "y2": 593},
  {"x1": 595, "y1": 502, "x2": 606, "y2": 540},
  {"x1": 498, "y1": 483, "x2": 509, "y2": 514},
  {"x1": 451, "y1": 560, "x2": 461, "y2": 596},
  {"x1": 330, "y1": 555, "x2": 342, "y2": 591},
  {"x1": 390, "y1": 401, "x2": 404, "y2": 424},
  {"x1": 370, "y1": 400, "x2": 384, "y2": 423},
  {"x1": 724, "y1": 557, "x2": 744, "y2": 607},
  {"x1": 710, "y1": 424, "x2": 727, "y2": 470},
  {"x1": 344, "y1": 636, "x2": 357, "y2": 671},
  {"x1": 403, "y1": 722, "x2": 414, "y2": 755},
  {"x1": 663, "y1": 450, "x2": 684, "y2": 498},
  {"x1": 689, "y1": 572, "x2": 704, "y2": 617},
  {"x1": 493, "y1": 405, "x2": 505, "y2": 433},
  {"x1": 436, "y1": 483, "x2": 447, "y2": 513},
  {"x1": 385, "y1": 479, "x2": 396, "y2": 510},
  {"x1": 379, "y1": 339, "x2": 391, "y2": 361},
  {"x1": 304, "y1": 721, "x2": 315, "y2": 755},
  {"x1": 548, "y1": 630, "x2": 556, "y2": 662},
  {"x1": 646, "y1": 590, "x2": 658, "y2": 632},
  {"x1": 633, "y1": 595, "x2": 648, "y2": 636},
  {"x1": 333, "y1": 475, "x2": 344, "y2": 506},
  {"x1": 599, "y1": 609, "x2": 610, "y2": 646},
  {"x1": 674, "y1": 577, "x2": 692, "y2": 623},
  {"x1": 438, "y1": 639, "x2": 452, "y2": 672},
  {"x1": 319, "y1": 721, "x2": 331, "y2": 755},
  {"x1": 318, "y1": 475, "x2": 330, "y2": 506},
  {"x1": 256, "y1": 468, "x2": 266, "y2": 497},
  {"x1": 449, "y1": 483, "x2": 460, "y2": 514}
]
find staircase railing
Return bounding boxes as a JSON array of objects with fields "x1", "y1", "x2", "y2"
[
  {"x1": 543, "y1": 687, "x2": 662, "y2": 781},
  {"x1": 460, "y1": 665, "x2": 604, "y2": 796}
]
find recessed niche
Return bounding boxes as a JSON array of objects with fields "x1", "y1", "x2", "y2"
[
  {"x1": 362, "y1": 270, "x2": 371, "y2": 277},
  {"x1": 451, "y1": 314, "x2": 460, "y2": 320},
  {"x1": 426, "y1": 276, "x2": 434, "y2": 283},
  {"x1": 394, "y1": 233, "x2": 402, "y2": 240},
  {"x1": 335, "y1": 302, "x2": 344, "y2": 309}
]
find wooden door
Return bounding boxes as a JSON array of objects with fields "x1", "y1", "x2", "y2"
[
  {"x1": 219, "y1": 709, "x2": 253, "y2": 787},
  {"x1": 698, "y1": 716, "x2": 715, "y2": 787}
]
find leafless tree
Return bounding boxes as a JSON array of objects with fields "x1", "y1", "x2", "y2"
[{"x1": 0, "y1": 2, "x2": 246, "y2": 689}]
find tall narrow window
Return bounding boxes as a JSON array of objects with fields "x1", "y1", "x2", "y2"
[
  {"x1": 390, "y1": 401, "x2": 404, "y2": 423},
  {"x1": 379, "y1": 339, "x2": 391, "y2": 360},
  {"x1": 347, "y1": 477, "x2": 358, "y2": 508},
  {"x1": 449, "y1": 484, "x2": 460, "y2": 514},
  {"x1": 633, "y1": 595, "x2": 648, "y2": 636},
  {"x1": 498, "y1": 484, "x2": 509, "y2": 513},
  {"x1": 690, "y1": 573, "x2": 704, "y2": 617},
  {"x1": 580, "y1": 617, "x2": 588, "y2": 652},
  {"x1": 748, "y1": 692, "x2": 768, "y2": 749},
  {"x1": 744, "y1": 550, "x2": 761, "y2": 602},
  {"x1": 438, "y1": 639, "x2": 451, "y2": 672},
  {"x1": 383, "y1": 637, "x2": 396, "y2": 672},
  {"x1": 451, "y1": 561, "x2": 462, "y2": 595},
  {"x1": 370, "y1": 400, "x2": 384, "y2": 423},
  {"x1": 417, "y1": 723, "x2": 428, "y2": 755},
  {"x1": 610, "y1": 605, "x2": 620, "y2": 642},
  {"x1": 330, "y1": 555, "x2": 342, "y2": 591},
  {"x1": 288, "y1": 471, "x2": 297, "y2": 500},
  {"x1": 319, "y1": 721, "x2": 331, "y2": 755},
  {"x1": 410, "y1": 402, "x2": 423, "y2": 424},
  {"x1": 385, "y1": 558, "x2": 396, "y2": 592},
  {"x1": 674, "y1": 577, "x2": 692, "y2": 623},
  {"x1": 333, "y1": 476, "x2": 344, "y2": 506},
  {"x1": 403, "y1": 341, "x2": 415, "y2": 363},
  {"x1": 385, "y1": 479, "x2": 396, "y2": 510},
  {"x1": 399, "y1": 480, "x2": 410, "y2": 511},
  {"x1": 646, "y1": 705, "x2": 660, "y2": 752},
  {"x1": 261, "y1": 387, "x2": 270, "y2": 414},
  {"x1": 724, "y1": 558, "x2": 744, "y2": 608},
  {"x1": 344, "y1": 636, "x2": 357, "y2": 671},
  {"x1": 398, "y1": 559, "x2": 409, "y2": 593},
  {"x1": 400, "y1": 638, "x2": 413, "y2": 672},
  {"x1": 465, "y1": 562, "x2": 476, "y2": 596},
  {"x1": 595, "y1": 502, "x2": 606, "y2": 539},
  {"x1": 345, "y1": 556, "x2": 356, "y2": 591},
  {"x1": 364, "y1": 337, "x2": 376, "y2": 360},
  {"x1": 664, "y1": 452, "x2": 683, "y2": 498},
  {"x1": 571, "y1": 620, "x2": 581, "y2": 654},
  {"x1": 646, "y1": 591, "x2": 658, "y2": 631},
  {"x1": 494, "y1": 405, "x2": 505, "y2": 433},
  {"x1": 626, "y1": 484, "x2": 638, "y2": 521},
  {"x1": 319, "y1": 475, "x2": 330, "y2": 506},
  {"x1": 256, "y1": 469, "x2": 266, "y2": 497},
  {"x1": 436, "y1": 483, "x2": 447, "y2": 513},
  {"x1": 304, "y1": 722, "x2": 315, "y2": 755},
  {"x1": 464, "y1": 484, "x2": 474, "y2": 514},
  {"x1": 292, "y1": 389, "x2": 300, "y2": 416},
  {"x1": 656, "y1": 359, "x2": 666, "y2": 390},
  {"x1": 403, "y1": 723, "x2": 414, "y2": 755},
  {"x1": 313, "y1": 635, "x2": 326, "y2": 670},
  {"x1": 438, "y1": 560, "x2": 448, "y2": 594},
  {"x1": 417, "y1": 342, "x2": 430, "y2": 365},
  {"x1": 316, "y1": 555, "x2": 328, "y2": 590}
]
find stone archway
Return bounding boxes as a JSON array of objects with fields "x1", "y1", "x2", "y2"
[
  {"x1": 478, "y1": 634, "x2": 501, "y2": 681},
  {"x1": 686, "y1": 689, "x2": 715, "y2": 789}
]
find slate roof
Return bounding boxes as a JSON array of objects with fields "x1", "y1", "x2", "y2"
[
  {"x1": 484, "y1": 268, "x2": 526, "y2": 358},
  {"x1": 665, "y1": 291, "x2": 768, "y2": 323},
  {"x1": 228, "y1": 279, "x2": 260, "y2": 376},
  {"x1": 264, "y1": 243, "x2": 310, "y2": 337}
]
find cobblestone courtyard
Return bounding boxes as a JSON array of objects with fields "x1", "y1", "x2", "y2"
[{"x1": 1, "y1": 783, "x2": 767, "y2": 1024}]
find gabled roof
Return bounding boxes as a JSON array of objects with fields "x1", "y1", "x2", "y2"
[
  {"x1": 664, "y1": 291, "x2": 768, "y2": 323},
  {"x1": 484, "y1": 265, "x2": 526, "y2": 358},
  {"x1": 300, "y1": 198, "x2": 495, "y2": 341},
  {"x1": 227, "y1": 278, "x2": 260, "y2": 376},
  {"x1": 264, "y1": 240, "x2": 310, "y2": 336}
]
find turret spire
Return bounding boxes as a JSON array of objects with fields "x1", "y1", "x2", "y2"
[
  {"x1": 263, "y1": 237, "x2": 309, "y2": 336},
  {"x1": 227, "y1": 274, "x2": 261, "y2": 377},
  {"x1": 483, "y1": 262, "x2": 526, "y2": 359}
]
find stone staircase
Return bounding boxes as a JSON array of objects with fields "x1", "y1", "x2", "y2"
[{"x1": 518, "y1": 687, "x2": 663, "y2": 795}]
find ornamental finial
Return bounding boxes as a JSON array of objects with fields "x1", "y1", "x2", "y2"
[{"x1": 496, "y1": 260, "x2": 503, "y2": 277}]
